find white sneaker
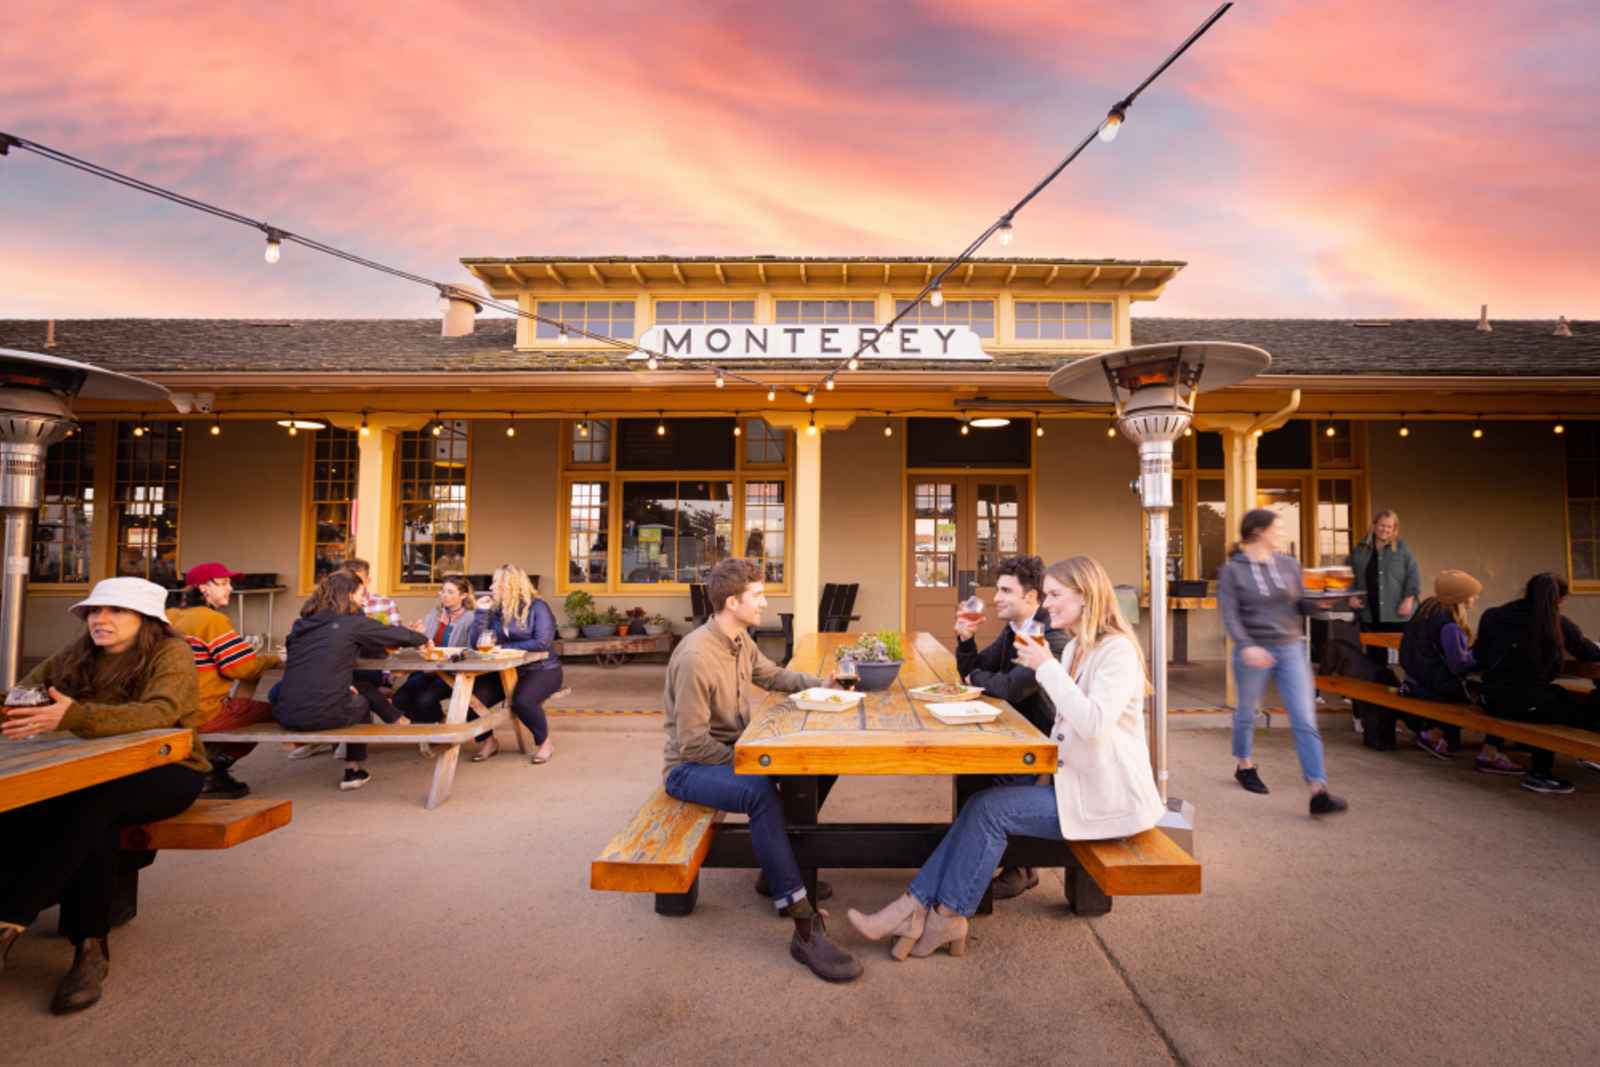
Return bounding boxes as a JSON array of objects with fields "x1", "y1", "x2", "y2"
[
  {"x1": 334, "y1": 743, "x2": 348, "y2": 759},
  {"x1": 1578, "y1": 759, "x2": 1600, "y2": 774},
  {"x1": 1352, "y1": 716, "x2": 1364, "y2": 735},
  {"x1": 287, "y1": 742, "x2": 334, "y2": 761}
]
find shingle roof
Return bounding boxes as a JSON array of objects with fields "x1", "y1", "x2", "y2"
[{"x1": 0, "y1": 317, "x2": 1593, "y2": 378}]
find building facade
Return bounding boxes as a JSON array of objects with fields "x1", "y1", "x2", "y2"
[{"x1": 4, "y1": 256, "x2": 1597, "y2": 665}]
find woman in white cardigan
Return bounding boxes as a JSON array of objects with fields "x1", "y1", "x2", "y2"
[{"x1": 848, "y1": 555, "x2": 1165, "y2": 960}]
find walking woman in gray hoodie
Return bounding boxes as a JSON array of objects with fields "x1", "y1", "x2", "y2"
[{"x1": 1218, "y1": 508, "x2": 1350, "y2": 816}]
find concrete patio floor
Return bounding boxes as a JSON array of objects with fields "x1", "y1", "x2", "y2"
[{"x1": 6, "y1": 716, "x2": 1599, "y2": 1066}]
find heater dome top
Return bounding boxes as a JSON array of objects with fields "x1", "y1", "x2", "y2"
[
  {"x1": 0, "y1": 348, "x2": 170, "y2": 403},
  {"x1": 1047, "y1": 341, "x2": 1270, "y2": 404}
]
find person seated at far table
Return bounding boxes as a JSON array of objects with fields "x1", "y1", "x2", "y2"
[
  {"x1": 952, "y1": 553, "x2": 1068, "y2": 902},
  {"x1": 1399, "y1": 570, "x2": 1521, "y2": 774},
  {"x1": 1474, "y1": 573, "x2": 1600, "y2": 795},
  {"x1": 662, "y1": 558, "x2": 860, "y2": 983},
  {"x1": 391, "y1": 575, "x2": 476, "y2": 724},
  {"x1": 274, "y1": 570, "x2": 424, "y2": 792},
  {"x1": 464, "y1": 564, "x2": 563, "y2": 765},
  {"x1": 848, "y1": 556, "x2": 1164, "y2": 962},
  {"x1": 1, "y1": 578, "x2": 206, "y2": 1015},
  {"x1": 168, "y1": 561, "x2": 283, "y2": 799}
]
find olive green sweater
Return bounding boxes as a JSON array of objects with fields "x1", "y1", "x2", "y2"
[{"x1": 21, "y1": 637, "x2": 208, "y2": 774}]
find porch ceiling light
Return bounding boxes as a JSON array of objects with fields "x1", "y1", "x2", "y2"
[
  {"x1": 970, "y1": 416, "x2": 1011, "y2": 429},
  {"x1": 276, "y1": 418, "x2": 327, "y2": 431}
]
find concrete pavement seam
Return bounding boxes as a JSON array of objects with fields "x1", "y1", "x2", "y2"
[{"x1": 1088, "y1": 920, "x2": 1188, "y2": 1067}]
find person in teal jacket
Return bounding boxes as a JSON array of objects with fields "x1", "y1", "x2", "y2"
[{"x1": 1347, "y1": 510, "x2": 1421, "y2": 627}]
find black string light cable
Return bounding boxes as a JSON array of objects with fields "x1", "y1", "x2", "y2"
[{"x1": 0, "y1": 3, "x2": 1232, "y2": 407}]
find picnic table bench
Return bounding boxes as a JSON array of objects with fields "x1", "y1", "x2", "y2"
[
  {"x1": 1356, "y1": 630, "x2": 1600, "y2": 681},
  {"x1": 205, "y1": 650, "x2": 549, "y2": 809},
  {"x1": 592, "y1": 631, "x2": 1200, "y2": 918}
]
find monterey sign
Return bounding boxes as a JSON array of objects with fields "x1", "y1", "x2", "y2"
[{"x1": 634, "y1": 324, "x2": 989, "y2": 362}]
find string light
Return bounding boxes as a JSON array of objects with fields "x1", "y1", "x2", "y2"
[
  {"x1": 806, "y1": 413, "x2": 817, "y2": 437},
  {"x1": 262, "y1": 227, "x2": 283, "y2": 264},
  {"x1": 578, "y1": 414, "x2": 589, "y2": 437},
  {"x1": 359, "y1": 412, "x2": 371, "y2": 438},
  {"x1": 847, "y1": 356, "x2": 860, "y2": 372},
  {"x1": 1472, "y1": 417, "x2": 1484, "y2": 440},
  {"x1": 767, "y1": 387, "x2": 777, "y2": 403},
  {"x1": 1554, "y1": 422, "x2": 1566, "y2": 435},
  {"x1": 558, "y1": 328, "x2": 568, "y2": 345},
  {"x1": 287, "y1": 422, "x2": 298, "y2": 437},
  {"x1": 929, "y1": 283, "x2": 944, "y2": 309},
  {"x1": 431, "y1": 413, "x2": 443, "y2": 437},
  {"x1": 1398, "y1": 417, "x2": 1410, "y2": 438},
  {"x1": 210, "y1": 416, "x2": 222, "y2": 436},
  {"x1": 733, "y1": 416, "x2": 743, "y2": 438},
  {"x1": 1107, "y1": 420, "x2": 1118, "y2": 438},
  {"x1": 805, "y1": 390, "x2": 815, "y2": 406},
  {"x1": 646, "y1": 353, "x2": 659, "y2": 371},
  {"x1": 1183, "y1": 426, "x2": 1192, "y2": 437},
  {"x1": 883, "y1": 413, "x2": 894, "y2": 438},
  {"x1": 656, "y1": 411, "x2": 667, "y2": 437},
  {"x1": 505, "y1": 412, "x2": 516, "y2": 438},
  {"x1": 131, "y1": 415, "x2": 145, "y2": 438},
  {"x1": 1324, "y1": 423, "x2": 1337, "y2": 437},
  {"x1": 1099, "y1": 104, "x2": 1127, "y2": 143},
  {"x1": 824, "y1": 377, "x2": 835, "y2": 391},
  {"x1": 960, "y1": 417, "x2": 970, "y2": 436},
  {"x1": 715, "y1": 371, "x2": 725, "y2": 389},
  {"x1": 1035, "y1": 419, "x2": 1044, "y2": 438},
  {"x1": 998, "y1": 218, "x2": 1015, "y2": 246}
]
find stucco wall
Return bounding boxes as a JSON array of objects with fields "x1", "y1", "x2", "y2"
[
  {"x1": 1369, "y1": 420, "x2": 1597, "y2": 633},
  {"x1": 820, "y1": 418, "x2": 902, "y2": 632}
]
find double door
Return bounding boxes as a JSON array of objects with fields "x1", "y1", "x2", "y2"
[{"x1": 907, "y1": 476, "x2": 1029, "y2": 651}]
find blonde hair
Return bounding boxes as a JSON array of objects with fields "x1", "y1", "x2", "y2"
[
  {"x1": 1045, "y1": 555, "x2": 1148, "y2": 683},
  {"x1": 1372, "y1": 509, "x2": 1399, "y2": 536},
  {"x1": 1416, "y1": 597, "x2": 1474, "y2": 644},
  {"x1": 491, "y1": 564, "x2": 539, "y2": 622}
]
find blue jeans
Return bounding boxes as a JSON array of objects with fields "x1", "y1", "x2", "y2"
[
  {"x1": 1232, "y1": 641, "x2": 1327, "y2": 785},
  {"x1": 664, "y1": 762, "x2": 806, "y2": 910},
  {"x1": 908, "y1": 784, "x2": 1062, "y2": 917}
]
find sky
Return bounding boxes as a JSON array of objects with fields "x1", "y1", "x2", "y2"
[{"x1": 2, "y1": 1, "x2": 1595, "y2": 321}]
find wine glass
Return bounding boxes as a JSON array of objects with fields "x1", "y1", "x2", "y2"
[{"x1": 836, "y1": 656, "x2": 859, "y2": 692}]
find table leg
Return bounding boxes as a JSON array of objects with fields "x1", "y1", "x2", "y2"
[
  {"x1": 778, "y1": 775, "x2": 820, "y2": 905},
  {"x1": 952, "y1": 777, "x2": 995, "y2": 916},
  {"x1": 1172, "y1": 608, "x2": 1190, "y2": 666},
  {"x1": 426, "y1": 673, "x2": 476, "y2": 810}
]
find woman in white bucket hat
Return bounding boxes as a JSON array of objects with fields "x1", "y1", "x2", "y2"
[{"x1": 0, "y1": 577, "x2": 204, "y2": 1015}]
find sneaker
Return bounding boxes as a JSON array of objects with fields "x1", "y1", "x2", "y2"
[
  {"x1": 1521, "y1": 774, "x2": 1575, "y2": 795},
  {"x1": 1234, "y1": 767, "x2": 1269, "y2": 795},
  {"x1": 339, "y1": 768, "x2": 371, "y2": 791},
  {"x1": 287, "y1": 742, "x2": 333, "y2": 761},
  {"x1": 1475, "y1": 753, "x2": 1525, "y2": 775},
  {"x1": 200, "y1": 767, "x2": 251, "y2": 799},
  {"x1": 1309, "y1": 791, "x2": 1349, "y2": 816},
  {"x1": 1416, "y1": 734, "x2": 1454, "y2": 761},
  {"x1": 1352, "y1": 715, "x2": 1364, "y2": 735},
  {"x1": 1578, "y1": 759, "x2": 1600, "y2": 774}
]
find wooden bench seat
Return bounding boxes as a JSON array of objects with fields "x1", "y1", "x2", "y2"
[
  {"x1": 121, "y1": 797, "x2": 293, "y2": 851},
  {"x1": 592, "y1": 786, "x2": 1200, "y2": 917},
  {"x1": 1315, "y1": 674, "x2": 1600, "y2": 763}
]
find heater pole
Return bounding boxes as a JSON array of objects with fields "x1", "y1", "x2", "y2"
[
  {"x1": 0, "y1": 506, "x2": 32, "y2": 690},
  {"x1": 1147, "y1": 506, "x2": 1170, "y2": 802}
]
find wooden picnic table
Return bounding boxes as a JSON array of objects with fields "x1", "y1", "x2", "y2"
[
  {"x1": 0, "y1": 728, "x2": 193, "y2": 814},
  {"x1": 360, "y1": 648, "x2": 549, "y2": 753},
  {"x1": 1357, "y1": 630, "x2": 1598, "y2": 679},
  {"x1": 726, "y1": 631, "x2": 1062, "y2": 910}
]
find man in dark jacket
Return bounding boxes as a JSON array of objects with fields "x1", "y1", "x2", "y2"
[{"x1": 953, "y1": 554, "x2": 1067, "y2": 900}]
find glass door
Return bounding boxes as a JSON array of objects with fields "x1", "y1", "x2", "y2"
[{"x1": 908, "y1": 476, "x2": 1029, "y2": 651}]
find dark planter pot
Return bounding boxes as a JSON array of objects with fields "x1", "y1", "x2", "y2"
[
  {"x1": 855, "y1": 660, "x2": 903, "y2": 692},
  {"x1": 581, "y1": 624, "x2": 616, "y2": 639},
  {"x1": 627, "y1": 619, "x2": 648, "y2": 635}
]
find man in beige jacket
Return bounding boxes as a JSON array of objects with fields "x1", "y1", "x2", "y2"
[{"x1": 662, "y1": 558, "x2": 861, "y2": 982}]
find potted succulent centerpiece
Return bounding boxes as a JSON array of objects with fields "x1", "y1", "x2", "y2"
[
  {"x1": 836, "y1": 630, "x2": 905, "y2": 691},
  {"x1": 559, "y1": 591, "x2": 591, "y2": 641},
  {"x1": 644, "y1": 612, "x2": 669, "y2": 637}
]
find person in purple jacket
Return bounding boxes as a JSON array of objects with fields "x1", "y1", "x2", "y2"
[
  {"x1": 466, "y1": 564, "x2": 562, "y2": 764},
  {"x1": 1399, "y1": 570, "x2": 1521, "y2": 774}
]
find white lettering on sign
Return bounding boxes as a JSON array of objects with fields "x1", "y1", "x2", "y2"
[
  {"x1": 634, "y1": 325, "x2": 990, "y2": 362},
  {"x1": 6, "y1": 557, "x2": 28, "y2": 574}
]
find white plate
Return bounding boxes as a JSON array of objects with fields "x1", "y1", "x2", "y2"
[
  {"x1": 907, "y1": 683, "x2": 984, "y2": 703},
  {"x1": 929, "y1": 701, "x2": 1002, "y2": 725},
  {"x1": 792, "y1": 687, "x2": 864, "y2": 712}
]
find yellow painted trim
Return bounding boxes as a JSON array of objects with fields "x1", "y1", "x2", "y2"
[{"x1": 1563, "y1": 427, "x2": 1600, "y2": 593}]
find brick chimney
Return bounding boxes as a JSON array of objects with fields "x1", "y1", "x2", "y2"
[{"x1": 1475, "y1": 305, "x2": 1492, "y2": 333}]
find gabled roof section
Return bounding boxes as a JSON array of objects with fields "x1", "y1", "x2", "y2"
[{"x1": 460, "y1": 255, "x2": 1185, "y2": 301}]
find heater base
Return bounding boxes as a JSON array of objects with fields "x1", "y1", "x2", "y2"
[{"x1": 1157, "y1": 797, "x2": 1197, "y2": 858}]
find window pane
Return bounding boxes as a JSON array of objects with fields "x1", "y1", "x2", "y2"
[
  {"x1": 114, "y1": 421, "x2": 182, "y2": 585},
  {"x1": 913, "y1": 481, "x2": 958, "y2": 588},
  {"x1": 398, "y1": 420, "x2": 468, "y2": 584},
  {"x1": 744, "y1": 480, "x2": 786, "y2": 584},
  {"x1": 32, "y1": 428, "x2": 96, "y2": 584},
  {"x1": 568, "y1": 481, "x2": 609, "y2": 585},
  {"x1": 311, "y1": 429, "x2": 360, "y2": 582},
  {"x1": 744, "y1": 418, "x2": 787, "y2": 465},
  {"x1": 570, "y1": 418, "x2": 612, "y2": 465},
  {"x1": 1197, "y1": 479, "x2": 1227, "y2": 581}
]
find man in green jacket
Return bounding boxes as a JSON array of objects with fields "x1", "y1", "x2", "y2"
[{"x1": 1348, "y1": 510, "x2": 1421, "y2": 627}]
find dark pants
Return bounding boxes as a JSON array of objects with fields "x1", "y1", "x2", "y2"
[
  {"x1": 663, "y1": 763, "x2": 836, "y2": 909},
  {"x1": 280, "y1": 689, "x2": 391, "y2": 762},
  {"x1": 472, "y1": 666, "x2": 566, "y2": 746},
  {"x1": 1482, "y1": 683, "x2": 1599, "y2": 776},
  {"x1": 0, "y1": 764, "x2": 204, "y2": 941},
  {"x1": 392, "y1": 673, "x2": 454, "y2": 723}
]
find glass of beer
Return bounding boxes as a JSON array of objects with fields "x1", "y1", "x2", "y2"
[
  {"x1": 958, "y1": 595, "x2": 986, "y2": 626},
  {"x1": 476, "y1": 629, "x2": 498, "y2": 653},
  {"x1": 1016, "y1": 619, "x2": 1048, "y2": 648},
  {"x1": 4, "y1": 686, "x2": 51, "y2": 739}
]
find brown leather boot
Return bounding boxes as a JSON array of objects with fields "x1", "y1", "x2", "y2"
[
  {"x1": 50, "y1": 937, "x2": 109, "y2": 1015},
  {"x1": 0, "y1": 922, "x2": 22, "y2": 975},
  {"x1": 990, "y1": 867, "x2": 1039, "y2": 900},
  {"x1": 789, "y1": 913, "x2": 863, "y2": 982}
]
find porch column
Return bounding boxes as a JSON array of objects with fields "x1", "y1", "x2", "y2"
[
  {"x1": 333, "y1": 414, "x2": 427, "y2": 596},
  {"x1": 762, "y1": 412, "x2": 855, "y2": 641}
]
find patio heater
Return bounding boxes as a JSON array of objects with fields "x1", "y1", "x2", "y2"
[
  {"x1": 0, "y1": 348, "x2": 170, "y2": 689},
  {"x1": 1048, "y1": 342, "x2": 1270, "y2": 854}
]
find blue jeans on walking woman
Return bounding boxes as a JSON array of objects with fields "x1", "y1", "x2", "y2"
[
  {"x1": 908, "y1": 784, "x2": 1062, "y2": 917},
  {"x1": 1232, "y1": 640, "x2": 1327, "y2": 785}
]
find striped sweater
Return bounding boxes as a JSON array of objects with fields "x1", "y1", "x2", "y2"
[{"x1": 166, "y1": 605, "x2": 282, "y2": 723}]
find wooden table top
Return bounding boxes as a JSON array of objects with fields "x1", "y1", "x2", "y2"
[
  {"x1": 0, "y1": 728, "x2": 193, "y2": 814},
  {"x1": 1357, "y1": 629, "x2": 1599, "y2": 679},
  {"x1": 734, "y1": 631, "x2": 1055, "y2": 777},
  {"x1": 357, "y1": 649, "x2": 548, "y2": 673}
]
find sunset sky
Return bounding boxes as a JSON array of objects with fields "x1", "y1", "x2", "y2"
[{"x1": 2, "y1": 1, "x2": 1594, "y2": 321}]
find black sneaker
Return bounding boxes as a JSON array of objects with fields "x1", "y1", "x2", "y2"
[
  {"x1": 1309, "y1": 791, "x2": 1348, "y2": 816},
  {"x1": 201, "y1": 768, "x2": 251, "y2": 799},
  {"x1": 1521, "y1": 774, "x2": 1575, "y2": 795},
  {"x1": 339, "y1": 768, "x2": 371, "y2": 792},
  {"x1": 1235, "y1": 767, "x2": 1269, "y2": 794}
]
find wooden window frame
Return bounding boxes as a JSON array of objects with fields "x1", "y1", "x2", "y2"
[
  {"x1": 893, "y1": 294, "x2": 998, "y2": 339},
  {"x1": 108, "y1": 419, "x2": 184, "y2": 586},
  {"x1": 773, "y1": 297, "x2": 880, "y2": 325},
  {"x1": 533, "y1": 296, "x2": 638, "y2": 346},
  {"x1": 298, "y1": 428, "x2": 361, "y2": 595},
  {"x1": 393, "y1": 420, "x2": 470, "y2": 593},
  {"x1": 1012, "y1": 298, "x2": 1116, "y2": 343},
  {"x1": 1563, "y1": 420, "x2": 1600, "y2": 593},
  {"x1": 557, "y1": 417, "x2": 794, "y2": 596},
  {"x1": 30, "y1": 426, "x2": 98, "y2": 591},
  {"x1": 651, "y1": 296, "x2": 761, "y2": 326}
]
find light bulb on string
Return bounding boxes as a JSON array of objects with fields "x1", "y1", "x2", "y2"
[
  {"x1": 805, "y1": 390, "x2": 815, "y2": 406},
  {"x1": 824, "y1": 377, "x2": 835, "y2": 391},
  {"x1": 210, "y1": 417, "x2": 222, "y2": 437},
  {"x1": 806, "y1": 414, "x2": 817, "y2": 437},
  {"x1": 1554, "y1": 422, "x2": 1566, "y2": 435},
  {"x1": 506, "y1": 413, "x2": 516, "y2": 438},
  {"x1": 1107, "y1": 420, "x2": 1118, "y2": 438},
  {"x1": 960, "y1": 417, "x2": 970, "y2": 436},
  {"x1": 262, "y1": 228, "x2": 283, "y2": 264},
  {"x1": 1324, "y1": 423, "x2": 1337, "y2": 437},
  {"x1": 1183, "y1": 426, "x2": 1192, "y2": 437},
  {"x1": 1472, "y1": 419, "x2": 1484, "y2": 440},
  {"x1": 1099, "y1": 105, "x2": 1126, "y2": 143},
  {"x1": 646, "y1": 353, "x2": 659, "y2": 370},
  {"x1": 359, "y1": 414, "x2": 371, "y2": 438},
  {"x1": 883, "y1": 414, "x2": 894, "y2": 438},
  {"x1": 558, "y1": 328, "x2": 568, "y2": 345},
  {"x1": 1035, "y1": 421, "x2": 1045, "y2": 438},
  {"x1": 287, "y1": 421, "x2": 298, "y2": 437},
  {"x1": 766, "y1": 387, "x2": 777, "y2": 403},
  {"x1": 715, "y1": 371, "x2": 725, "y2": 389},
  {"x1": 132, "y1": 416, "x2": 145, "y2": 438},
  {"x1": 733, "y1": 416, "x2": 743, "y2": 438},
  {"x1": 998, "y1": 218, "x2": 1014, "y2": 247},
  {"x1": 929, "y1": 284, "x2": 944, "y2": 309},
  {"x1": 656, "y1": 412, "x2": 667, "y2": 437},
  {"x1": 1398, "y1": 421, "x2": 1410, "y2": 438},
  {"x1": 431, "y1": 417, "x2": 443, "y2": 437},
  {"x1": 847, "y1": 356, "x2": 860, "y2": 372},
  {"x1": 578, "y1": 415, "x2": 589, "y2": 437}
]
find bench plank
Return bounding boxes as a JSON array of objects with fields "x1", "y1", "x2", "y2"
[
  {"x1": 1069, "y1": 828, "x2": 1201, "y2": 897},
  {"x1": 203, "y1": 708, "x2": 509, "y2": 746},
  {"x1": 591, "y1": 787, "x2": 723, "y2": 894},
  {"x1": 1316, "y1": 674, "x2": 1600, "y2": 762},
  {"x1": 121, "y1": 798, "x2": 292, "y2": 850}
]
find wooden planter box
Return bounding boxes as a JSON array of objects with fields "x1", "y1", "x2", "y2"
[{"x1": 554, "y1": 632, "x2": 675, "y2": 667}]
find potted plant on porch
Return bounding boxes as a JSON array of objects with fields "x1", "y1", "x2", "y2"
[
  {"x1": 836, "y1": 630, "x2": 905, "y2": 691},
  {"x1": 644, "y1": 612, "x2": 670, "y2": 637},
  {"x1": 560, "y1": 591, "x2": 591, "y2": 641},
  {"x1": 625, "y1": 606, "x2": 649, "y2": 636},
  {"x1": 602, "y1": 606, "x2": 628, "y2": 637}
]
